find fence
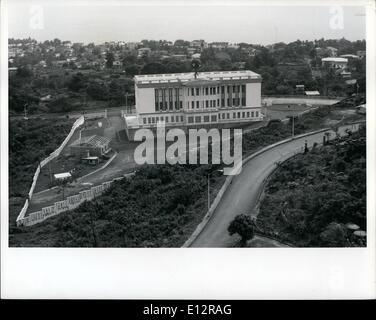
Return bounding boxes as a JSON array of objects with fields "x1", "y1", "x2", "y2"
[
  {"x1": 16, "y1": 174, "x2": 134, "y2": 227},
  {"x1": 16, "y1": 116, "x2": 85, "y2": 226}
]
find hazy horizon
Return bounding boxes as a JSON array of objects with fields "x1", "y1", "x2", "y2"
[{"x1": 7, "y1": 1, "x2": 366, "y2": 46}]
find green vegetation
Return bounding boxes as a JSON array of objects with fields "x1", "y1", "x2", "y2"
[
  {"x1": 257, "y1": 125, "x2": 366, "y2": 247},
  {"x1": 10, "y1": 165, "x2": 225, "y2": 247},
  {"x1": 9, "y1": 118, "x2": 74, "y2": 224}
]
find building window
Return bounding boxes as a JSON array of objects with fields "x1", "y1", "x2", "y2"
[
  {"x1": 213, "y1": 87, "x2": 216, "y2": 95},
  {"x1": 165, "y1": 117, "x2": 169, "y2": 123},
  {"x1": 210, "y1": 87, "x2": 213, "y2": 95},
  {"x1": 195, "y1": 116, "x2": 201, "y2": 123},
  {"x1": 251, "y1": 111, "x2": 254, "y2": 117},
  {"x1": 205, "y1": 87, "x2": 209, "y2": 95},
  {"x1": 213, "y1": 100, "x2": 216, "y2": 108},
  {"x1": 210, "y1": 100, "x2": 212, "y2": 108},
  {"x1": 237, "y1": 85, "x2": 240, "y2": 93},
  {"x1": 221, "y1": 99, "x2": 225, "y2": 107},
  {"x1": 143, "y1": 118, "x2": 146, "y2": 124},
  {"x1": 247, "y1": 112, "x2": 250, "y2": 117},
  {"x1": 242, "y1": 84, "x2": 246, "y2": 93},
  {"x1": 233, "y1": 85, "x2": 236, "y2": 93},
  {"x1": 191, "y1": 101, "x2": 194, "y2": 108},
  {"x1": 204, "y1": 115, "x2": 210, "y2": 122},
  {"x1": 233, "y1": 112, "x2": 236, "y2": 118},
  {"x1": 242, "y1": 97, "x2": 246, "y2": 106},
  {"x1": 227, "y1": 86, "x2": 230, "y2": 94},
  {"x1": 227, "y1": 98, "x2": 230, "y2": 106},
  {"x1": 152, "y1": 117, "x2": 155, "y2": 123},
  {"x1": 255, "y1": 111, "x2": 259, "y2": 117},
  {"x1": 148, "y1": 118, "x2": 151, "y2": 124},
  {"x1": 206, "y1": 101, "x2": 209, "y2": 108},
  {"x1": 221, "y1": 86, "x2": 225, "y2": 94},
  {"x1": 238, "y1": 112, "x2": 241, "y2": 118},
  {"x1": 191, "y1": 88, "x2": 194, "y2": 96},
  {"x1": 181, "y1": 116, "x2": 184, "y2": 122},
  {"x1": 180, "y1": 101, "x2": 183, "y2": 109},
  {"x1": 188, "y1": 116, "x2": 194, "y2": 123},
  {"x1": 196, "y1": 88, "x2": 199, "y2": 95},
  {"x1": 242, "y1": 112, "x2": 245, "y2": 118},
  {"x1": 171, "y1": 116, "x2": 175, "y2": 122},
  {"x1": 169, "y1": 101, "x2": 173, "y2": 110},
  {"x1": 196, "y1": 101, "x2": 199, "y2": 108},
  {"x1": 211, "y1": 115, "x2": 217, "y2": 122},
  {"x1": 217, "y1": 99, "x2": 220, "y2": 106},
  {"x1": 227, "y1": 113, "x2": 230, "y2": 119},
  {"x1": 233, "y1": 98, "x2": 236, "y2": 105},
  {"x1": 155, "y1": 102, "x2": 159, "y2": 111}
]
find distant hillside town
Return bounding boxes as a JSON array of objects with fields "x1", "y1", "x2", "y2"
[{"x1": 8, "y1": 37, "x2": 366, "y2": 115}]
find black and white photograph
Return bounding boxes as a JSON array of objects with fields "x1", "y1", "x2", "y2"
[{"x1": 1, "y1": 0, "x2": 375, "y2": 301}]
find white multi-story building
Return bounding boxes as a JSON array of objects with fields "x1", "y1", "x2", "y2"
[{"x1": 124, "y1": 70, "x2": 263, "y2": 140}]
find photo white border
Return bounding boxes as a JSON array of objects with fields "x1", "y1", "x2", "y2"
[{"x1": 1, "y1": 0, "x2": 375, "y2": 300}]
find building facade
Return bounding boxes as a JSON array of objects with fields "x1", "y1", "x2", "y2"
[{"x1": 124, "y1": 70, "x2": 263, "y2": 139}]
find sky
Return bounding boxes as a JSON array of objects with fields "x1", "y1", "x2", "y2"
[{"x1": 6, "y1": 0, "x2": 366, "y2": 45}]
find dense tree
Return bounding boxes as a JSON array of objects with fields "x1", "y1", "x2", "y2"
[{"x1": 228, "y1": 214, "x2": 255, "y2": 246}]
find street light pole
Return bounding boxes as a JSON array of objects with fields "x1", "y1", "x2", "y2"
[
  {"x1": 292, "y1": 115, "x2": 295, "y2": 137},
  {"x1": 207, "y1": 173, "x2": 211, "y2": 211}
]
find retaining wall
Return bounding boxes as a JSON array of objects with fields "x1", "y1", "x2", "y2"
[{"x1": 15, "y1": 116, "x2": 85, "y2": 226}]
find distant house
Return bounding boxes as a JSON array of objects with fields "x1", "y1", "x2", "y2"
[
  {"x1": 321, "y1": 57, "x2": 348, "y2": 69},
  {"x1": 137, "y1": 47, "x2": 151, "y2": 58},
  {"x1": 190, "y1": 39, "x2": 207, "y2": 49},
  {"x1": 54, "y1": 172, "x2": 72, "y2": 182},
  {"x1": 191, "y1": 53, "x2": 201, "y2": 60},
  {"x1": 295, "y1": 85, "x2": 305, "y2": 94},
  {"x1": 210, "y1": 42, "x2": 229, "y2": 50},
  {"x1": 305, "y1": 90, "x2": 320, "y2": 96},
  {"x1": 40, "y1": 94, "x2": 52, "y2": 102},
  {"x1": 357, "y1": 50, "x2": 366, "y2": 59},
  {"x1": 170, "y1": 54, "x2": 187, "y2": 61},
  {"x1": 340, "y1": 71, "x2": 352, "y2": 78},
  {"x1": 69, "y1": 135, "x2": 111, "y2": 157},
  {"x1": 8, "y1": 67, "x2": 18, "y2": 74},
  {"x1": 113, "y1": 60, "x2": 123, "y2": 68},
  {"x1": 340, "y1": 54, "x2": 360, "y2": 60}
]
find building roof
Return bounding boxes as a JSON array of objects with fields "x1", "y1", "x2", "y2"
[
  {"x1": 340, "y1": 54, "x2": 359, "y2": 59},
  {"x1": 70, "y1": 135, "x2": 111, "y2": 148},
  {"x1": 54, "y1": 172, "x2": 72, "y2": 180},
  {"x1": 135, "y1": 70, "x2": 261, "y2": 85},
  {"x1": 305, "y1": 91, "x2": 320, "y2": 95},
  {"x1": 321, "y1": 57, "x2": 348, "y2": 63}
]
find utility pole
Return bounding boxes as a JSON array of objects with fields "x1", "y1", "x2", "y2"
[
  {"x1": 292, "y1": 115, "x2": 295, "y2": 137},
  {"x1": 23, "y1": 103, "x2": 28, "y2": 120}
]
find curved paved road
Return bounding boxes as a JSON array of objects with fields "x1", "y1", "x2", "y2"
[{"x1": 190, "y1": 123, "x2": 362, "y2": 247}]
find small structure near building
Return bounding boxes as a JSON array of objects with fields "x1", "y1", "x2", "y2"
[
  {"x1": 305, "y1": 90, "x2": 320, "y2": 96},
  {"x1": 81, "y1": 155, "x2": 100, "y2": 166},
  {"x1": 54, "y1": 172, "x2": 72, "y2": 181},
  {"x1": 69, "y1": 135, "x2": 111, "y2": 157},
  {"x1": 321, "y1": 57, "x2": 348, "y2": 69}
]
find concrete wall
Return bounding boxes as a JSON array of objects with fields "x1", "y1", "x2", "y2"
[
  {"x1": 136, "y1": 87, "x2": 155, "y2": 114},
  {"x1": 17, "y1": 177, "x2": 121, "y2": 227},
  {"x1": 246, "y1": 82, "x2": 261, "y2": 108}
]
